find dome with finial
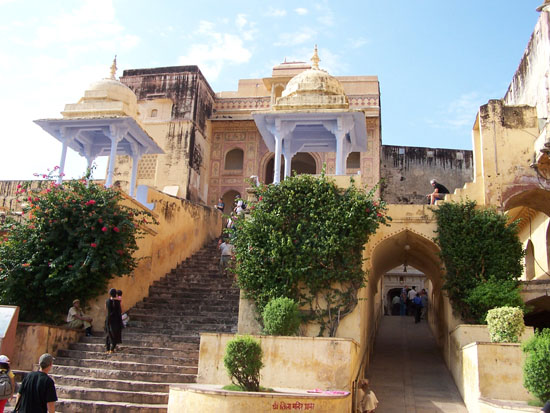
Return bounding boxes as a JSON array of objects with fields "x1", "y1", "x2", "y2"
[
  {"x1": 62, "y1": 56, "x2": 139, "y2": 119},
  {"x1": 274, "y1": 46, "x2": 349, "y2": 111}
]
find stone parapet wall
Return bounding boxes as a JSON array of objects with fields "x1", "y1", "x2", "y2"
[
  {"x1": 380, "y1": 145, "x2": 473, "y2": 204},
  {"x1": 12, "y1": 323, "x2": 83, "y2": 370},
  {"x1": 198, "y1": 333, "x2": 359, "y2": 391}
]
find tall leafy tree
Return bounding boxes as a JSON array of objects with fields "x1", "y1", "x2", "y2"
[
  {"x1": 229, "y1": 173, "x2": 388, "y2": 336},
  {"x1": 433, "y1": 200, "x2": 524, "y2": 323}
]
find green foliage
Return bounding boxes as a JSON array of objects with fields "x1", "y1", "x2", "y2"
[
  {"x1": 433, "y1": 200, "x2": 524, "y2": 323},
  {"x1": 464, "y1": 276, "x2": 525, "y2": 324},
  {"x1": 223, "y1": 335, "x2": 263, "y2": 392},
  {"x1": 522, "y1": 328, "x2": 550, "y2": 403},
  {"x1": 486, "y1": 306, "x2": 525, "y2": 343},
  {"x1": 229, "y1": 173, "x2": 388, "y2": 337},
  {"x1": 262, "y1": 297, "x2": 301, "y2": 336},
  {"x1": 0, "y1": 170, "x2": 155, "y2": 323}
]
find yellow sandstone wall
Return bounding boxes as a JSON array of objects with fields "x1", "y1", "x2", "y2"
[
  {"x1": 197, "y1": 333, "x2": 360, "y2": 391},
  {"x1": 168, "y1": 384, "x2": 351, "y2": 413},
  {"x1": 85, "y1": 187, "x2": 222, "y2": 329},
  {"x1": 12, "y1": 323, "x2": 83, "y2": 370}
]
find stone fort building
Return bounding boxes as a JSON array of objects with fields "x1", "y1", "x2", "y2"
[{"x1": 111, "y1": 48, "x2": 473, "y2": 210}]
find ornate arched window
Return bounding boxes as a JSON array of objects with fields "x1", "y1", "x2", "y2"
[{"x1": 225, "y1": 148, "x2": 244, "y2": 170}]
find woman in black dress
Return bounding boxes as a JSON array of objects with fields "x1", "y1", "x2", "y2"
[{"x1": 105, "y1": 288, "x2": 122, "y2": 353}]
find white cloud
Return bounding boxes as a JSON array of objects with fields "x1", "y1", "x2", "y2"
[
  {"x1": 274, "y1": 27, "x2": 317, "y2": 47},
  {"x1": 235, "y1": 13, "x2": 257, "y2": 41},
  {"x1": 0, "y1": 0, "x2": 139, "y2": 180},
  {"x1": 265, "y1": 7, "x2": 287, "y2": 17},
  {"x1": 179, "y1": 33, "x2": 252, "y2": 81},
  {"x1": 349, "y1": 37, "x2": 369, "y2": 49},
  {"x1": 236, "y1": 14, "x2": 247, "y2": 30},
  {"x1": 426, "y1": 92, "x2": 484, "y2": 129},
  {"x1": 314, "y1": 1, "x2": 334, "y2": 26},
  {"x1": 294, "y1": 8, "x2": 308, "y2": 15}
]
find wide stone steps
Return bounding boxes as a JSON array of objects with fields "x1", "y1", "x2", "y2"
[
  {"x1": 67, "y1": 336, "x2": 198, "y2": 357},
  {"x1": 55, "y1": 399, "x2": 167, "y2": 413},
  {"x1": 51, "y1": 365, "x2": 196, "y2": 384},
  {"x1": 50, "y1": 374, "x2": 171, "y2": 393},
  {"x1": 56, "y1": 385, "x2": 168, "y2": 404},
  {"x1": 54, "y1": 357, "x2": 196, "y2": 375},
  {"x1": 43, "y1": 239, "x2": 239, "y2": 412},
  {"x1": 56, "y1": 350, "x2": 198, "y2": 369}
]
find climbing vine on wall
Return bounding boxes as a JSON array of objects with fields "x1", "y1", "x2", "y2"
[
  {"x1": 229, "y1": 172, "x2": 389, "y2": 337},
  {"x1": 433, "y1": 200, "x2": 525, "y2": 324},
  {"x1": 0, "y1": 169, "x2": 156, "y2": 323}
]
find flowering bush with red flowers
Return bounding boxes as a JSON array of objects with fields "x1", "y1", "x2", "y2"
[
  {"x1": 229, "y1": 171, "x2": 389, "y2": 337},
  {"x1": 0, "y1": 169, "x2": 156, "y2": 323}
]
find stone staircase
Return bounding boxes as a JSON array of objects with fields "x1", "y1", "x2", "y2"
[{"x1": 26, "y1": 240, "x2": 239, "y2": 412}]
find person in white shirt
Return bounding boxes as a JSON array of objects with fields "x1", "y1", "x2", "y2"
[
  {"x1": 407, "y1": 286, "x2": 417, "y2": 316},
  {"x1": 218, "y1": 238, "x2": 234, "y2": 276},
  {"x1": 67, "y1": 299, "x2": 93, "y2": 336}
]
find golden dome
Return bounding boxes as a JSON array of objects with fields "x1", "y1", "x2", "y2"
[{"x1": 274, "y1": 46, "x2": 349, "y2": 111}]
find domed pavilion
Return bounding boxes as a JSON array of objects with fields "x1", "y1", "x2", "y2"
[{"x1": 253, "y1": 46, "x2": 368, "y2": 183}]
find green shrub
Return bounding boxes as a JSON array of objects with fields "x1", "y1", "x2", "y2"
[
  {"x1": 223, "y1": 335, "x2": 263, "y2": 391},
  {"x1": 433, "y1": 200, "x2": 524, "y2": 323},
  {"x1": 486, "y1": 306, "x2": 525, "y2": 343},
  {"x1": 522, "y1": 329, "x2": 550, "y2": 404},
  {"x1": 262, "y1": 297, "x2": 301, "y2": 336},
  {"x1": 464, "y1": 276, "x2": 525, "y2": 324},
  {"x1": 230, "y1": 172, "x2": 388, "y2": 336}
]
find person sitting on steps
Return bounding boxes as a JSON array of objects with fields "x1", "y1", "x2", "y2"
[{"x1": 66, "y1": 299, "x2": 93, "y2": 336}]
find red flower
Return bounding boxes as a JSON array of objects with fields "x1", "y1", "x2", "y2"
[
  {"x1": 85, "y1": 200, "x2": 96, "y2": 206},
  {"x1": 68, "y1": 265, "x2": 73, "y2": 269},
  {"x1": 377, "y1": 212, "x2": 383, "y2": 217},
  {"x1": 16, "y1": 184, "x2": 21, "y2": 189},
  {"x1": 22, "y1": 263, "x2": 30, "y2": 267},
  {"x1": 98, "y1": 218, "x2": 103, "y2": 224},
  {"x1": 113, "y1": 227, "x2": 120, "y2": 233},
  {"x1": 90, "y1": 243, "x2": 97, "y2": 248},
  {"x1": 101, "y1": 227, "x2": 108, "y2": 232},
  {"x1": 365, "y1": 208, "x2": 370, "y2": 213},
  {"x1": 259, "y1": 196, "x2": 263, "y2": 201}
]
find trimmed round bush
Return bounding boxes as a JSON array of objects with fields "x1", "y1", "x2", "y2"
[
  {"x1": 223, "y1": 335, "x2": 263, "y2": 391},
  {"x1": 262, "y1": 297, "x2": 301, "y2": 336},
  {"x1": 522, "y1": 328, "x2": 550, "y2": 404},
  {"x1": 486, "y1": 306, "x2": 525, "y2": 343}
]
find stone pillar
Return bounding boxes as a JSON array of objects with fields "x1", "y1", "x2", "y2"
[
  {"x1": 106, "y1": 125, "x2": 127, "y2": 188},
  {"x1": 274, "y1": 135, "x2": 282, "y2": 184},
  {"x1": 57, "y1": 128, "x2": 77, "y2": 184},
  {"x1": 335, "y1": 132, "x2": 347, "y2": 175}
]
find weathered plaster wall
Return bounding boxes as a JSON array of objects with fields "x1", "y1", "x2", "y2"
[
  {"x1": 12, "y1": 322, "x2": 83, "y2": 370},
  {"x1": 116, "y1": 67, "x2": 215, "y2": 203},
  {"x1": 0, "y1": 180, "x2": 50, "y2": 212},
  {"x1": 504, "y1": 13, "x2": 550, "y2": 119},
  {"x1": 447, "y1": 324, "x2": 534, "y2": 403},
  {"x1": 380, "y1": 145, "x2": 473, "y2": 204},
  {"x1": 461, "y1": 342, "x2": 533, "y2": 413},
  {"x1": 197, "y1": 333, "x2": 359, "y2": 391},
  {"x1": 168, "y1": 385, "x2": 351, "y2": 413}
]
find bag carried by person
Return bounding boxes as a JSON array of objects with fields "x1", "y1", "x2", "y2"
[{"x1": 0, "y1": 370, "x2": 13, "y2": 399}]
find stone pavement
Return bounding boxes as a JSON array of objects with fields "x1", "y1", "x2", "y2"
[{"x1": 368, "y1": 315, "x2": 468, "y2": 413}]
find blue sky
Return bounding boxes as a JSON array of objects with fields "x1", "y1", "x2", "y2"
[{"x1": 0, "y1": 0, "x2": 543, "y2": 180}]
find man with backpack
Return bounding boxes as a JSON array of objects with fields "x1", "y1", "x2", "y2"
[{"x1": 0, "y1": 355, "x2": 14, "y2": 412}]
